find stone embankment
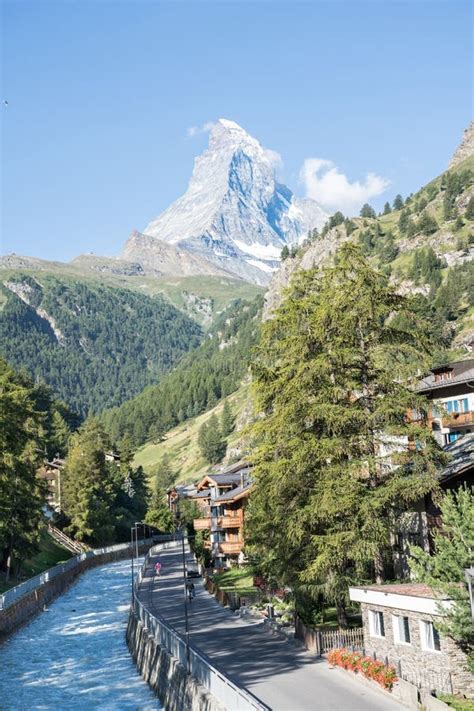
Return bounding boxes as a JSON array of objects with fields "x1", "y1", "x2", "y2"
[
  {"x1": 0, "y1": 538, "x2": 155, "y2": 640},
  {"x1": 127, "y1": 609, "x2": 220, "y2": 711}
]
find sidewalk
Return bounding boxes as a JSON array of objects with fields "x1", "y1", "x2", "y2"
[{"x1": 136, "y1": 546, "x2": 405, "y2": 711}]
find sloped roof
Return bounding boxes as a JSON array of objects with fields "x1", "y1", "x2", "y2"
[
  {"x1": 351, "y1": 583, "x2": 449, "y2": 599},
  {"x1": 213, "y1": 481, "x2": 253, "y2": 503},
  {"x1": 417, "y1": 359, "x2": 474, "y2": 393},
  {"x1": 440, "y1": 432, "x2": 474, "y2": 483}
]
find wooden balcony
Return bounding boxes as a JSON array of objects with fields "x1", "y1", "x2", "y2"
[
  {"x1": 218, "y1": 541, "x2": 243, "y2": 555},
  {"x1": 441, "y1": 411, "x2": 474, "y2": 428},
  {"x1": 194, "y1": 517, "x2": 211, "y2": 531},
  {"x1": 213, "y1": 514, "x2": 242, "y2": 530}
]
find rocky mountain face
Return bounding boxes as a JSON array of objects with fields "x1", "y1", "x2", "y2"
[
  {"x1": 449, "y1": 121, "x2": 474, "y2": 169},
  {"x1": 123, "y1": 119, "x2": 328, "y2": 285},
  {"x1": 264, "y1": 124, "x2": 474, "y2": 356}
]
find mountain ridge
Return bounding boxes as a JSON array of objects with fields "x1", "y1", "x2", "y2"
[{"x1": 125, "y1": 119, "x2": 328, "y2": 284}]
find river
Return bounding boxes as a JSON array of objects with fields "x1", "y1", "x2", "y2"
[{"x1": 0, "y1": 558, "x2": 160, "y2": 710}]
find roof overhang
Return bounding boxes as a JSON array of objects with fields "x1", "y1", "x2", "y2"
[{"x1": 349, "y1": 586, "x2": 453, "y2": 615}]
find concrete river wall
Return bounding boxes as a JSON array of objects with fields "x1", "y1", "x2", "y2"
[
  {"x1": 0, "y1": 555, "x2": 161, "y2": 709},
  {"x1": 0, "y1": 537, "x2": 157, "y2": 640}
]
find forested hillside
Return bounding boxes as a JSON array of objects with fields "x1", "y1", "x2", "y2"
[
  {"x1": 269, "y1": 153, "x2": 474, "y2": 362},
  {"x1": 0, "y1": 276, "x2": 202, "y2": 415},
  {"x1": 101, "y1": 295, "x2": 263, "y2": 447}
]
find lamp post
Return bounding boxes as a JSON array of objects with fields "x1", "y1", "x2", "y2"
[
  {"x1": 180, "y1": 527, "x2": 190, "y2": 672},
  {"x1": 130, "y1": 525, "x2": 135, "y2": 603}
]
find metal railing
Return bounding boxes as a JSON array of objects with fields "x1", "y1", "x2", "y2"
[
  {"x1": 133, "y1": 540, "x2": 269, "y2": 711},
  {"x1": 0, "y1": 535, "x2": 173, "y2": 611}
]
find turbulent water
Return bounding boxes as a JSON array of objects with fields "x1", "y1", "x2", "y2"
[{"x1": 0, "y1": 558, "x2": 160, "y2": 710}]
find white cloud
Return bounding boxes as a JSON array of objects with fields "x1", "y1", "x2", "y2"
[
  {"x1": 186, "y1": 121, "x2": 215, "y2": 138},
  {"x1": 263, "y1": 147, "x2": 283, "y2": 172},
  {"x1": 300, "y1": 158, "x2": 390, "y2": 215}
]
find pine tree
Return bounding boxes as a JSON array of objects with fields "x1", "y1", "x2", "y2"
[
  {"x1": 418, "y1": 211, "x2": 438, "y2": 235},
  {"x1": 383, "y1": 202, "x2": 392, "y2": 215},
  {"x1": 409, "y1": 487, "x2": 474, "y2": 670},
  {"x1": 155, "y1": 453, "x2": 175, "y2": 489},
  {"x1": 148, "y1": 420, "x2": 165, "y2": 444},
  {"x1": 393, "y1": 194, "x2": 404, "y2": 210},
  {"x1": 0, "y1": 359, "x2": 46, "y2": 580},
  {"x1": 465, "y1": 196, "x2": 474, "y2": 220},
  {"x1": 248, "y1": 244, "x2": 442, "y2": 625},
  {"x1": 281, "y1": 245, "x2": 290, "y2": 260},
  {"x1": 198, "y1": 414, "x2": 227, "y2": 464},
  {"x1": 221, "y1": 399, "x2": 235, "y2": 437},
  {"x1": 360, "y1": 203, "x2": 376, "y2": 218},
  {"x1": 49, "y1": 409, "x2": 71, "y2": 458},
  {"x1": 62, "y1": 419, "x2": 116, "y2": 544},
  {"x1": 145, "y1": 480, "x2": 175, "y2": 532},
  {"x1": 397, "y1": 209, "x2": 408, "y2": 234}
]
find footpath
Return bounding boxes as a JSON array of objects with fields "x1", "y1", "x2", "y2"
[{"x1": 136, "y1": 547, "x2": 405, "y2": 711}]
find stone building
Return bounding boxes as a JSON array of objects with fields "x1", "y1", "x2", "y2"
[{"x1": 349, "y1": 583, "x2": 473, "y2": 699}]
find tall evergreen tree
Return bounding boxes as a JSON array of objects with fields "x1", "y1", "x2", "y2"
[
  {"x1": 0, "y1": 359, "x2": 46, "y2": 580},
  {"x1": 360, "y1": 203, "x2": 376, "y2": 218},
  {"x1": 62, "y1": 419, "x2": 116, "y2": 544},
  {"x1": 409, "y1": 487, "x2": 474, "y2": 671},
  {"x1": 383, "y1": 201, "x2": 392, "y2": 215},
  {"x1": 393, "y1": 194, "x2": 404, "y2": 210},
  {"x1": 198, "y1": 414, "x2": 227, "y2": 464},
  {"x1": 144, "y1": 480, "x2": 174, "y2": 532},
  {"x1": 155, "y1": 453, "x2": 175, "y2": 489},
  {"x1": 221, "y1": 400, "x2": 235, "y2": 437},
  {"x1": 248, "y1": 244, "x2": 442, "y2": 625}
]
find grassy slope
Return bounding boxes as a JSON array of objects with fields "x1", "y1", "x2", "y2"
[
  {"x1": 0, "y1": 529, "x2": 73, "y2": 594},
  {"x1": 0, "y1": 263, "x2": 263, "y2": 326},
  {"x1": 133, "y1": 384, "x2": 251, "y2": 484}
]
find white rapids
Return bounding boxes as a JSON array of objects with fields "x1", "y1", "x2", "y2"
[{"x1": 0, "y1": 558, "x2": 160, "y2": 710}]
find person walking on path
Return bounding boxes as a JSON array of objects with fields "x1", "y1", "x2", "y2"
[{"x1": 154, "y1": 561, "x2": 162, "y2": 576}]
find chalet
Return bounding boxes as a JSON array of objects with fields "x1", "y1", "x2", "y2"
[
  {"x1": 349, "y1": 583, "x2": 473, "y2": 698},
  {"x1": 192, "y1": 461, "x2": 253, "y2": 569},
  {"x1": 393, "y1": 433, "x2": 474, "y2": 577},
  {"x1": 417, "y1": 359, "x2": 474, "y2": 446},
  {"x1": 37, "y1": 457, "x2": 64, "y2": 513}
]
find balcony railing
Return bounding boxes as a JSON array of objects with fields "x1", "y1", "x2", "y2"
[
  {"x1": 441, "y1": 411, "x2": 473, "y2": 427},
  {"x1": 213, "y1": 514, "x2": 242, "y2": 530},
  {"x1": 194, "y1": 517, "x2": 211, "y2": 531},
  {"x1": 218, "y1": 541, "x2": 243, "y2": 555}
]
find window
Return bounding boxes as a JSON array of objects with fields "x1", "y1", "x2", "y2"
[
  {"x1": 392, "y1": 615, "x2": 411, "y2": 644},
  {"x1": 444, "y1": 398, "x2": 470, "y2": 415},
  {"x1": 420, "y1": 620, "x2": 441, "y2": 651},
  {"x1": 369, "y1": 610, "x2": 385, "y2": 638}
]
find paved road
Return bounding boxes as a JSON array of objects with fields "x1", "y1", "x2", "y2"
[{"x1": 136, "y1": 545, "x2": 404, "y2": 711}]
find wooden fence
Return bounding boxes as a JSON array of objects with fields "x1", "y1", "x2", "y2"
[{"x1": 295, "y1": 618, "x2": 364, "y2": 656}]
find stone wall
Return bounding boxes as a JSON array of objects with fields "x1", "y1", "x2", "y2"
[
  {"x1": 0, "y1": 543, "x2": 149, "y2": 641},
  {"x1": 126, "y1": 608, "x2": 223, "y2": 711},
  {"x1": 360, "y1": 603, "x2": 473, "y2": 698}
]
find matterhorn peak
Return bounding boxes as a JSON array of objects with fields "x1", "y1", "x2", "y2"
[{"x1": 126, "y1": 120, "x2": 328, "y2": 285}]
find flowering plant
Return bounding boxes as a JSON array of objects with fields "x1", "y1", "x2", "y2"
[{"x1": 327, "y1": 648, "x2": 397, "y2": 690}]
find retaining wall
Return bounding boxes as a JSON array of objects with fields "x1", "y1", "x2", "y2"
[
  {"x1": 130, "y1": 542, "x2": 269, "y2": 711},
  {"x1": 127, "y1": 609, "x2": 222, "y2": 711},
  {"x1": 0, "y1": 538, "x2": 156, "y2": 641}
]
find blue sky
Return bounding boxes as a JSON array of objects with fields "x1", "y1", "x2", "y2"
[{"x1": 1, "y1": 0, "x2": 472, "y2": 261}]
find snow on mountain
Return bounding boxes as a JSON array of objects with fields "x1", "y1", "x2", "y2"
[{"x1": 124, "y1": 119, "x2": 328, "y2": 285}]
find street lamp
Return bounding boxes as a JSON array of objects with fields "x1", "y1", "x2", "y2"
[
  {"x1": 130, "y1": 525, "x2": 136, "y2": 603},
  {"x1": 180, "y1": 527, "x2": 190, "y2": 672}
]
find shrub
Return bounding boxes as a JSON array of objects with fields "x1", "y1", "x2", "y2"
[{"x1": 327, "y1": 648, "x2": 397, "y2": 690}]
